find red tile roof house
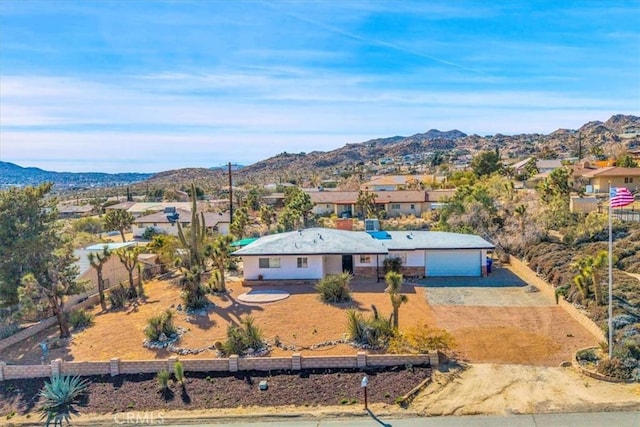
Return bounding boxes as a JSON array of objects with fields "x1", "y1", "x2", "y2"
[{"x1": 308, "y1": 190, "x2": 455, "y2": 218}]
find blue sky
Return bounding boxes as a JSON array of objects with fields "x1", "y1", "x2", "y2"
[{"x1": 1, "y1": 1, "x2": 639, "y2": 173}]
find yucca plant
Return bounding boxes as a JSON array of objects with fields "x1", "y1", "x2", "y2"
[
  {"x1": 174, "y1": 360, "x2": 185, "y2": 385},
  {"x1": 39, "y1": 374, "x2": 89, "y2": 426},
  {"x1": 241, "y1": 315, "x2": 264, "y2": 350},
  {"x1": 156, "y1": 369, "x2": 170, "y2": 390}
]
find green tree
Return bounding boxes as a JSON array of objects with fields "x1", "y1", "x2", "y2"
[
  {"x1": 384, "y1": 271, "x2": 407, "y2": 329},
  {"x1": 356, "y1": 190, "x2": 378, "y2": 218},
  {"x1": 245, "y1": 187, "x2": 261, "y2": 211},
  {"x1": 283, "y1": 187, "x2": 313, "y2": 227},
  {"x1": 470, "y1": 149, "x2": 502, "y2": 177},
  {"x1": 230, "y1": 206, "x2": 249, "y2": 238},
  {"x1": 87, "y1": 245, "x2": 112, "y2": 311},
  {"x1": 0, "y1": 183, "x2": 59, "y2": 306},
  {"x1": 115, "y1": 246, "x2": 143, "y2": 299},
  {"x1": 259, "y1": 205, "x2": 275, "y2": 232},
  {"x1": 617, "y1": 154, "x2": 638, "y2": 168},
  {"x1": 102, "y1": 210, "x2": 134, "y2": 242},
  {"x1": 147, "y1": 234, "x2": 178, "y2": 271},
  {"x1": 19, "y1": 242, "x2": 88, "y2": 338}
]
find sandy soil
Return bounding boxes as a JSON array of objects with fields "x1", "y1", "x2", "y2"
[{"x1": 412, "y1": 363, "x2": 640, "y2": 415}]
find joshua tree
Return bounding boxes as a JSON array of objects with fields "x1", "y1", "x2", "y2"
[
  {"x1": 385, "y1": 271, "x2": 408, "y2": 329},
  {"x1": 115, "y1": 246, "x2": 143, "y2": 299},
  {"x1": 88, "y1": 245, "x2": 112, "y2": 310},
  {"x1": 103, "y1": 209, "x2": 134, "y2": 242},
  {"x1": 205, "y1": 234, "x2": 234, "y2": 292}
]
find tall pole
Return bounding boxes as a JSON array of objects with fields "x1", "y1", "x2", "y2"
[
  {"x1": 228, "y1": 162, "x2": 233, "y2": 225},
  {"x1": 608, "y1": 183, "x2": 613, "y2": 359}
]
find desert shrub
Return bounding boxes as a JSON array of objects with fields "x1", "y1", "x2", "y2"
[
  {"x1": 142, "y1": 227, "x2": 160, "y2": 240},
  {"x1": 72, "y1": 217, "x2": 103, "y2": 234},
  {"x1": 221, "y1": 315, "x2": 265, "y2": 356},
  {"x1": 316, "y1": 272, "x2": 352, "y2": 303},
  {"x1": 388, "y1": 322, "x2": 455, "y2": 354},
  {"x1": 0, "y1": 320, "x2": 20, "y2": 339},
  {"x1": 144, "y1": 309, "x2": 177, "y2": 341},
  {"x1": 383, "y1": 256, "x2": 403, "y2": 274},
  {"x1": 597, "y1": 357, "x2": 634, "y2": 380},
  {"x1": 576, "y1": 348, "x2": 599, "y2": 363},
  {"x1": 109, "y1": 283, "x2": 128, "y2": 309},
  {"x1": 346, "y1": 306, "x2": 394, "y2": 348},
  {"x1": 39, "y1": 375, "x2": 89, "y2": 426},
  {"x1": 174, "y1": 360, "x2": 185, "y2": 385},
  {"x1": 67, "y1": 309, "x2": 94, "y2": 330},
  {"x1": 157, "y1": 369, "x2": 170, "y2": 390}
]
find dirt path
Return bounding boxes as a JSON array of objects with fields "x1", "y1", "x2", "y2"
[{"x1": 412, "y1": 363, "x2": 640, "y2": 416}]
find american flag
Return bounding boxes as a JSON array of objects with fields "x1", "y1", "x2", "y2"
[{"x1": 610, "y1": 187, "x2": 634, "y2": 208}]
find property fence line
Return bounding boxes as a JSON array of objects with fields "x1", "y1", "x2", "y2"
[
  {"x1": 508, "y1": 256, "x2": 607, "y2": 343},
  {"x1": 0, "y1": 352, "x2": 437, "y2": 381}
]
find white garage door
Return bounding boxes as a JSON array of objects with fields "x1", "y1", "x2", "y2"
[{"x1": 425, "y1": 250, "x2": 480, "y2": 277}]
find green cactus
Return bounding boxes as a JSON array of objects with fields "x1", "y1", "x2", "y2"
[{"x1": 177, "y1": 182, "x2": 206, "y2": 269}]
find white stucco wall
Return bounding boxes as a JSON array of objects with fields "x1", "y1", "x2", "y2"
[
  {"x1": 386, "y1": 202, "x2": 424, "y2": 217},
  {"x1": 388, "y1": 250, "x2": 422, "y2": 267},
  {"x1": 353, "y1": 254, "x2": 379, "y2": 267},
  {"x1": 312, "y1": 204, "x2": 335, "y2": 216},
  {"x1": 242, "y1": 254, "x2": 324, "y2": 280},
  {"x1": 323, "y1": 255, "x2": 343, "y2": 275}
]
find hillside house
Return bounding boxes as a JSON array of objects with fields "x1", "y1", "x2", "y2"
[
  {"x1": 232, "y1": 228, "x2": 494, "y2": 282},
  {"x1": 360, "y1": 175, "x2": 433, "y2": 191},
  {"x1": 581, "y1": 167, "x2": 640, "y2": 193}
]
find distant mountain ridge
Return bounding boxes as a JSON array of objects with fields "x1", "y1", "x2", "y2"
[
  {"x1": 0, "y1": 161, "x2": 153, "y2": 188},
  {"x1": 4, "y1": 114, "x2": 639, "y2": 191}
]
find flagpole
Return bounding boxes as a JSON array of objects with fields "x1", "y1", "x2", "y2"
[{"x1": 608, "y1": 183, "x2": 613, "y2": 360}]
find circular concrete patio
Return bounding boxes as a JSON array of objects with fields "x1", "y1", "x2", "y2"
[{"x1": 237, "y1": 289, "x2": 290, "y2": 303}]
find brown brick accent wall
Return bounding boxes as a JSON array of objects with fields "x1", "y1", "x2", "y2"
[
  {"x1": 402, "y1": 267, "x2": 424, "y2": 278},
  {"x1": 354, "y1": 266, "x2": 379, "y2": 279}
]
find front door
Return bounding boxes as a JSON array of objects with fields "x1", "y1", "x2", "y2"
[{"x1": 341, "y1": 255, "x2": 353, "y2": 273}]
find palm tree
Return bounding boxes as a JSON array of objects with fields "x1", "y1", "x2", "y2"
[
  {"x1": 385, "y1": 271, "x2": 407, "y2": 329},
  {"x1": 87, "y1": 245, "x2": 111, "y2": 311}
]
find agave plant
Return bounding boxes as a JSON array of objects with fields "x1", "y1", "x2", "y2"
[{"x1": 39, "y1": 374, "x2": 89, "y2": 426}]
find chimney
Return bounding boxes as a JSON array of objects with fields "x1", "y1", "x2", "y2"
[{"x1": 336, "y1": 218, "x2": 353, "y2": 231}]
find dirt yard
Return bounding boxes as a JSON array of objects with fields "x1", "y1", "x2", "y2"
[{"x1": 0, "y1": 266, "x2": 597, "y2": 366}]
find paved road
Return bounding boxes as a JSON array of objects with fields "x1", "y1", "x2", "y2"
[{"x1": 165, "y1": 411, "x2": 639, "y2": 427}]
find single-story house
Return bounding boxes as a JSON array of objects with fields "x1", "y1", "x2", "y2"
[
  {"x1": 580, "y1": 166, "x2": 640, "y2": 193},
  {"x1": 308, "y1": 190, "x2": 455, "y2": 218},
  {"x1": 57, "y1": 204, "x2": 94, "y2": 219},
  {"x1": 132, "y1": 209, "x2": 230, "y2": 237},
  {"x1": 232, "y1": 227, "x2": 494, "y2": 282},
  {"x1": 360, "y1": 175, "x2": 432, "y2": 192},
  {"x1": 105, "y1": 202, "x2": 201, "y2": 218}
]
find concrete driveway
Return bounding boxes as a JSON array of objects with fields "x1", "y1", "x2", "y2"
[{"x1": 413, "y1": 266, "x2": 554, "y2": 307}]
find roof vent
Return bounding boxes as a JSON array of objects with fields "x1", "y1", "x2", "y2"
[
  {"x1": 164, "y1": 206, "x2": 176, "y2": 214},
  {"x1": 365, "y1": 218, "x2": 380, "y2": 232}
]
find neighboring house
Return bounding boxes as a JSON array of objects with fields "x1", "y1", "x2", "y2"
[
  {"x1": 511, "y1": 157, "x2": 564, "y2": 175},
  {"x1": 132, "y1": 209, "x2": 230, "y2": 237},
  {"x1": 580, "y1": 167, "x2": 640, "y2": 193},
  {"x1": 307, "y1": 190, "x2": 450, "y2": 218},
  {"x1": 57, "y1": 204, "x2": 94, "y2": 219},
  {"x1": 232, "y1": 227, "x2": 494, "y2": 282},
  {"x1": 360, "y1": 175, "x2": 432, "y2": 192},
  {"x1": 74, "y1": 242, "x2": 139, "y2": 291},
  {"x1": 105, "y1": 202, "x2": 196, "y2": 218}
]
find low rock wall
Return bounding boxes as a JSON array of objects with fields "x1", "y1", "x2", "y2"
[{"x1": 0, "y1": 352, "x2": 437, "y2": 381}]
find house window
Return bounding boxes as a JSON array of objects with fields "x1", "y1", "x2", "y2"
[
  {"x1": 410, "y1": 204, "x2": 415, "y2": 210},
  {"x1": 387, "y1": 253, "x2": 407, "y2": 264},
  {"x1": 153, "y1": 223, "x2": 157, "y2": 227},
  {"x1": 258, "y1": 257, "x2": 281, "y2": 268},
  {"x1": 360, "y1": 255, "x2": 371, "y2": 263},
  {"x1": 624, "y1": 177, "x2": 634, "y2": 183},
  {"x1": 391, "y1": 204, "x2": 401, "y2": 210},
  {"x1": 297, "y1": 257, "x2": 308, "y2": 268}
]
